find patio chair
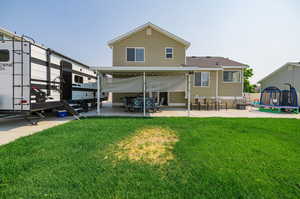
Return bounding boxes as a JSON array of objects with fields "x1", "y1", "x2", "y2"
[
  {"x1": 190, "y1": 98, "x2": 200, "y2": 110},
  {"x1": 207, "y1": 98, "x2": 217, "y2": 110},
  {"x1": 123, "y1": 97, "x2": 130, "y2": 112},
  {"x1": 199, "y1": 98, "x2": 208, "y2": 111},
  {"x1": 216, "y1": 99, "x2": 227, "y2": 111},
  {"x1": 155, "y1": 97, "x2": 165, "y2": 112},
  {"x1": 132, "y1": 98, "x2": 143, "y2": 112},
  {"x1": 146, "y1": 97, "x2": 156, "y2": 112}
]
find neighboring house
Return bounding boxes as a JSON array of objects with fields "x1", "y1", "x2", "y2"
[
  {"x1": 105, "y1": 22, "x2": 248, "y2": 107},
  {"x1": 258, "y1": 62, "x2": 300, "y2": 94}
]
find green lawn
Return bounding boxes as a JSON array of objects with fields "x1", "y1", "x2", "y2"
[{"x1": 1, "y1": 117, "x2": 300, "y2": 199}]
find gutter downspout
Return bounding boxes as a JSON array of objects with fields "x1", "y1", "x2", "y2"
[
  {"x1": 143, "y1": 72, "x2": 146, "y2": 117},
  {"x1": 241, "y1": 69, "x2": 244, "y2": 97},
  {"x1": 216, "y1": 71, "x2": 218, "y2": 99}
]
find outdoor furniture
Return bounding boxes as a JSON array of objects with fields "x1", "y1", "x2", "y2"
[
  {"x1": 145, "y1": 97, "x2": 156, "y2": 112},
  {"x1": 199, "y1": 98, "x2": 208, "y2": 111},
  {"x1": 132, "y1": 97, "x2": 143, "y2": 112},
  {"x1": 124, "y1": 97, "x2": 158, "y2": 113},
  {"x1": 191, "y1": 98, "x2": 200, "y2": 110},
  {"x1": 234, "y1": 97, "x2": 247, "y2": 110},
  {"x1": 207, "y1": 98, "x2": 217, "y2": 110},
  {"x1": 123, "y1": 96, "x2": 136, "y2": 112},
  {"x1": 216, "y1": 99, "x2": 227, "y2": 111},
  {"x1": 155, "y1": 97, "x2": 164, "y2": 112},
  {"x1": 237, "y1": 103, "x2": 247, "y2": 110}
]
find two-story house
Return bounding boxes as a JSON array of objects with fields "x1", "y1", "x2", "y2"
[{"x1": 97, "y1": 22, "x2": 248, "y2": 108}]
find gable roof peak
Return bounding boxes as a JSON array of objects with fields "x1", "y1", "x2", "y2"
[{"x1": 107, "y1": 22, "x2": 190, "y2": 49}]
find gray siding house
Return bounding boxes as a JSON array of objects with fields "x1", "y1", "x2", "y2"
[{"x1": 258, "y1": 62, "x2": 300, "y2": 95}]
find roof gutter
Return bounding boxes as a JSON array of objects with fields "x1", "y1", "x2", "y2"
[{"x1": 90, "y1": 66, "x2": 223, "y2": 73}]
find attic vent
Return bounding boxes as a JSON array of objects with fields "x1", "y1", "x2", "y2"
[{"x1": 146, "y1": 28, "x2": 152, "y2": 36}]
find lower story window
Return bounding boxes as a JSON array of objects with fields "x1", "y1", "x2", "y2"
[
  {"x1": 194, "y1": 72, "x2": 209, "y2": 87},
  {"x1": 223, "y1": 71, "x2": 241, "y2": 82}
]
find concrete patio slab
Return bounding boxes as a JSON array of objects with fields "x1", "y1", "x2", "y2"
[
  {"x1": 0, "y1": 116, "x2": 72, "y2": 146},
  {"x1": 82, "y1": 106, "x2": 300, "y2": 119}
]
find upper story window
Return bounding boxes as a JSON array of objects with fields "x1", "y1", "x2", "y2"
[
  {"x1": 0, "y1": 33, "x2": 4, "y2": 41},
  {"x1": 126, "y1": 47, "x2": 144, "y2": 62},
  {"x1": 165, "y1": 47, "x2": 173, "y2": 59},
  {"x1": 74, "y1": 75, "x2": 83, "y2": 83},
  {"x1": 194, "y1": 72, "x2": 209, "y2": 87},
  {"x1": 0, "y1": 50, "x2": 10, "y2": 62},
  {"x1": 223, "y1": 71, "x2": 241, "y2": 83}
]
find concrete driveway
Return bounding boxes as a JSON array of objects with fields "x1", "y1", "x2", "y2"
[{"x1": 0, "y1": 116, "x2": 72, "y2": 146}]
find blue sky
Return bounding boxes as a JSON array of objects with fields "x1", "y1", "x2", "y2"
[{"x1": 2, "y1": 0, "x2": 300, "y2": 83}]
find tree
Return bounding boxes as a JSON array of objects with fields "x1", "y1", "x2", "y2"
[{"x1": 243, "y1": 68, "x2": 256, "y2": 93}]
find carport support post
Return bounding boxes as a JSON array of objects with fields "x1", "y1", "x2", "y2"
[
  {"x1": 188, "y1": 74, "x2": 191, "y2": 117},
  {"x1": 97, "y1": 72, "x2": 101, "y2": 116},
  {"x1": 143, "y1": 72, "x2": 146, "y2": 116}
]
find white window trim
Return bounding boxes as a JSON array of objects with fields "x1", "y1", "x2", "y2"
[
  {"x1": 194, "y1": 72, "x2": 210, "y2": 87},
  {"x1": 165, "y1": 47, "x2": 174, "y2": 59},
  {"x1": 125, "y1": 47, "x2": 145, "y2": 62},
  {"x1": 223, "y1": 70, "x2": 242, "y2": 83}
]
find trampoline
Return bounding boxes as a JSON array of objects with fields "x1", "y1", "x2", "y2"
[{"x1": 259, "y1": 84, "x2": 299, "y2": 113}]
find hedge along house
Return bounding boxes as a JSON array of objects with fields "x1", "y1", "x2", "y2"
[{"x1": 92, "y1": 22, "x2": 248, "y2": 116}]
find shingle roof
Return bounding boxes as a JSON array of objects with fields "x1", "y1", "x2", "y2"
[{"x1": 186, "y1": 56, "x2": 248, "y2": 68}]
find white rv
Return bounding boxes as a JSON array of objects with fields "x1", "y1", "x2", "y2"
[{"x1": 0, "y1": 29, "x2": 106, "y2": 116}]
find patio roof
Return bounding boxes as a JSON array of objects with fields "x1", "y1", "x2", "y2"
[{"x1": 91, "y1": 66, "x2": 222, "y2": 73}]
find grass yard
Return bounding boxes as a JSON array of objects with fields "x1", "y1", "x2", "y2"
[{"x1": 0, "y1": 117, "x2": 300, "y2": 199}]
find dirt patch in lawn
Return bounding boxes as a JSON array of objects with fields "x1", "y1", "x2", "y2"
[{"x1": 114, "y1": 126, "x2": 178, "y2": 165}]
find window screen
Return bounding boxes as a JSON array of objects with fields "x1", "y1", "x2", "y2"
[
  {"x1": 223, "y1": 71, "x2": 241, "y2": 82},
  {"x1": 194, "y1": 72, "x2": 209, "y2": 86},
  {"x1": 127, "y1": 48, "x2": 135, "y2": 61},
  {"x1": 135, "y1": 48, "x2": 144, "y2": 61},
  {"x1": 165, "y1": 48, "x2": 173, "y2": 59},
  {"x1": 0, "y1": 50, "x2": 9, "y2": 62},
  {"x1": 127, "y1": 48, "x2": 144, "y2": 62}
]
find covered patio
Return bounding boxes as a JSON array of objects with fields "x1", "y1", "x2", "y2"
[
  {"x1": 82, "y1": 101, "x2": 300, "y2": 119},
  {"x1": 91, "y1": 66, "x2": 219, "y2": 117}
]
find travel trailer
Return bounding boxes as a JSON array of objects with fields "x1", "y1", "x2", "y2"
[{"x1": 0, "y1": 28, "x2": 107, "y2": 121}]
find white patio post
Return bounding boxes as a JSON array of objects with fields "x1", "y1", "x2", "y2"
[
  {"x1": 216, "y1": 70, "x2": 219, "y2": 98},
  {"x1": 187, "y1": 73, "x2": 191, "y2": 117},
  {"x1": 97, "y1": 72, "x2": 101, "y2": 116},
  {"x1": 143, "y1": 72, "x2": 146, "y2": 116}
]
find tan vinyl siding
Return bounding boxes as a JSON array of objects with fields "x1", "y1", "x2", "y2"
[
  {"x1": 112, "y1": 27, "x2": 185, "y2": 66},
  {"x1": 189, "y1": 69, "x2": 243, "y2": 102},
  {"x1": 218, "y1": 69, "x2": 243, "y2": 97},
  {"x1": 191, "y1": 71, "x2": 217, "y2": 98},
  {"x1": 169, "y1": 92, "x2": 186, "y2": 103}
]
